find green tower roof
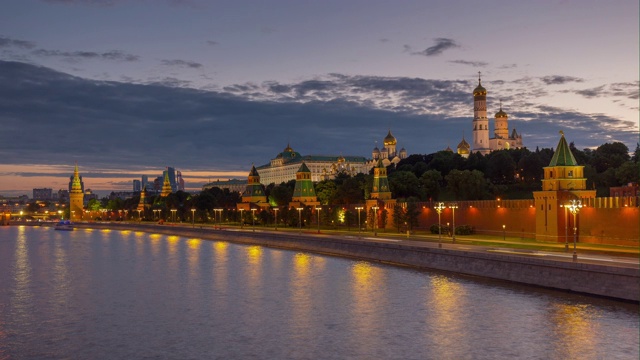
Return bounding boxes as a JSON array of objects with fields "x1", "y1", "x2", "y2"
[
  {"x1": 297, "y1": 162, "x2": 311, "y2": 173},
  {"x1": 548, "y1": 131, "x2": 578, "y2": 166}
]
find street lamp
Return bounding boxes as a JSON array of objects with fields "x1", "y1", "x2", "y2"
[
  {"x1": 560, "y1": 204, "x2": 569, "y2": 251},
  {"x1": 355, "y1": 206, "x2": 363, "y2": 237},
  {"x1": 191, "y1": 208, "x2": 196, "y2": 227},
  {"x1": 568, "y1": 199, "x2": 582, "y2": 262},
  {"x1": 296, "y1": 207, "x2": 303, "y2": 233},
  {"x1": 171, "y1": 208, "x2": 176, "y2": 223},
  {"x1": 316, "y1": 207, "x2": 322, "y2": 233},
  {"x1": 251, "y1": 208, "x2": 256, "y2": 232},
  {"x1": 371, "y1": 206, "x2": 379, "y2": 236},
  {"x1": 239, "y1": 208, "x2": 245, "y2": 229},
  {"x1": 502, "y1": 224, "x2": 506, "y2": 241},
  {"x1": 137, "y1": 209, "x2": 142, "y2": 221},
  {"x1": 434, "y1": 202, "x2": 445, "y2": 248},
  {"x1": 449, "y1": 203, "x2": 458, "y2": 243},
  {"x1": 273, "y1": 208, "x2": 279, "y2": 230}
]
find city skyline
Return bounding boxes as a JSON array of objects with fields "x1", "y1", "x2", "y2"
[{"x1": 1, "y1": 0, "x2": 638, "y2": 194}]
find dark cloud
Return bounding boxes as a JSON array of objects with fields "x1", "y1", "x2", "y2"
[
  {"x1": 498, "y1": 64, "x2": 517, "y2": 69},
  {"x1": 0, "y1": 60, "x2": 636, "y2": 179},
  {"x1": 575, "y1": 85, "x2": 606, "y2": 98},
  {"x1": 0, "y1": 36, "x2": 36, "y2": 49},
  {"x1": 540, "y1": 75, "x2": 584, "y2": 85},
  {"x1": 42, "y1": 0, "x2": 119, "y2": 5},
  {"x1": 206, "y1": 40, "x2": 219, "y2": 46},
  {"x1": 32, "y1": 49, "x2": 139, "y2": 62},
  {"x1": 378, "y1": 38, "x2": 390, "y2": 43},
  {"x1": 412, "y1": 38, "x2": 459, "y2": 56},
  {"x1": 160, "y1": 59, "x2": 203, "y2": 68},
  {"x1": 449, "y1": 60, "x2": 488, "y2": 67}
]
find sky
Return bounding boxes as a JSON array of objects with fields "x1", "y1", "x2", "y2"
[{"x1": 0, "y1": 0, "x2": 638, "y2": 196}]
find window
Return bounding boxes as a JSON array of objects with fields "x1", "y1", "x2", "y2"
[{"x1": 568, "y1": 170, "x2": 573, "y2": 177}]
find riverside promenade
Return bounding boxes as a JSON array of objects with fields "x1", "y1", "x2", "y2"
[{"x1": 30, "y1": 221, "x2": 640, "y2": 302}]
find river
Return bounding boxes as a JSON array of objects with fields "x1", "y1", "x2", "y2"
[{"x1": 0, "y1": 226, "x2": 637, "y2": 359}]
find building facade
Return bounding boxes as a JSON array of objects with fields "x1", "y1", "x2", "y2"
[
  {"x1": 471, "y1": 73, "x2": 523, "y2": 154},
  {"x1": 256, "y1": 144, "x2": 369, "y2": 186},
  {"x1": 369, "y1": 130, "x2": 407, "y2": 167}
]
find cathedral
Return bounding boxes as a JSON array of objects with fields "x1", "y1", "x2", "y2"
[
  {"x1": 369, "y1": 129, "x2": 407, "y2": 167},
  {"x1": 468, "y1": 73, "x2": 523, "y2": 155}
]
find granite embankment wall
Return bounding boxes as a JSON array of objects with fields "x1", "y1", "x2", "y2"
[{"x1": 75, "y1": 223, "x2": 639, "y2": 302}]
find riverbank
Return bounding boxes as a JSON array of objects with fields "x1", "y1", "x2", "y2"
[{"x1": 23, "y1": 222, "x2": 640, "y2": 302}]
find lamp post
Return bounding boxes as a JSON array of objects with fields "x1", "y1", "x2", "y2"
[
  {"x1": 251, "y1": 208, "x2": 256, "y2": 232},
  {"x1": 273, "y1": 208, "x2": 279, "y2": 230},
  {"x1": 171, "y1": 208, "x2": 176, "y2": 223},
  {"x1": 434, "y1": 202, "x2": 445, "y2": 248},
  {"x1": 316, "y1": 207, "x2": 322, "y2": 233},
  {"x1": 371, "y1": 206, "x2": 379, "y2": 236},
  {"x1": 191, "y1": 208, "x2": 196, "y2": 227},
  {"x1": 561, "y1": 204, "x2": 569, "y2": 251},
  {"x1": 502, "y1": 224, "x2": 506, "y2": 241},
  {"x1": 124, "y1": 210, "x2": 128, "y2": 222},
  {"x1": 355, "y1": 206, "x2": 363, "y2": 237},
  {"x1": 568, "y1": 199, "x2": 582, "y2": 262},
  {"x1": 297, "y1": 207, "x2": 303, "y2": 233},
  {"x1": 137, "y1": 209, "x2": 142, "y2": 221},
  {"x1": 239, "y1": 209, "x2": 245, "y2": 229},
  {"x1": 449, "y1": 203, "x2": 458, "y2": 243}
]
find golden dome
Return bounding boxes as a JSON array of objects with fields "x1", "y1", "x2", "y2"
[
  {"x1": 284, "y1": 143, "x2": 294, "y2": 152},
  {"x1": 457, "y1": 138, "x2": 470, "y2": 155},
  {"x1": 383, "y1": 130, "x2": 397, "y2": 146},
  {"x1": 473, "y1": 80, "x2": 486, "y2": 96},
  {"x1": 495, "y1": 102, "x2": 508, "y2": 118}
]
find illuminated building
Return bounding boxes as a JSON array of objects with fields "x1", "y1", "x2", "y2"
[
  {"x1": 256, "y1": 143, "x2": 369, "y2": 185},
  {"x1": 237, "y1": 165, "x2": 269, "y2": 210},
  {"x1": 160, "y1": 170, "x2": 173, "y2": 197},
  {"x1": 471, "y1": 73, "x2": 523, "y2": 154},
  {"x1": 370, "y1": 129, "x2": 407, "y2": 167},
  {"x1": 69, "y1": 163, "x2": 84, "y2": 220},
  {"x1": 289, "y1": 162, "x2": 320, "y2": 208}
]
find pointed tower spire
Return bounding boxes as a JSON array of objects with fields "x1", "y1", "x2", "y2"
[
  {"x1": 160, "y1": 168, "x2": 173, "y2": 197},
  {"x1": 69, "y1": 162, "x2": 84, "y2": 220}
]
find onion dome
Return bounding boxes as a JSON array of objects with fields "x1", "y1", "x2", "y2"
[
  {"x1": 337, "y1": 155, "x2": 345, "y2": 163},
  {"x1": 495, "y1": 101, "x2": 508, "y2": 118},
  {"x1": 283, "y1": 143, "x2": 294, "y2": 153},
  {"x1": 372, "y1": 146, "x2": 380, "y2": 154},
  {"x1": 383, "y1": 130, "x2": 397, "y2": 146},
  {"x1": 473, "y1": 72, "x2": 486, "y2": 96},
  {"x1": 400, "y1": 147, "x2": 407, "y2": 155},
  {"x1": 457, "y1": 138, "x2": 471, "y2": 155},
  {"x1": 445, "y1": 145, "x2": 453, "y2": 152}
]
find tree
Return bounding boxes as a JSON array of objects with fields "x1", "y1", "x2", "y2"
[
  {"x1": 486, "y1": 150, "x2": 517, "y2": 184},
  {"x1": 379, "y1": 209, "x2": 388, "y2": 232},
  {"x1": 420, "y1": 170, "x2": 442, "y2": 200},
  {"x1": 315, "y1": 180, "x2": 337, "y2": 205},
  {"x1": 268, "y1": 184, "x2": 293, "y2": 207},
  {"x1": 389, "y1": 171, "x2": 422, "y2": 199},
  {"x1": 445, "y1": 169, "x2": 487, "y2": 200},
  {"x1": 591, "y1": 142, "x2": 630, "y2": 173},
  {"x1": 87, "y1": 198, "x2": 101, "y2": 211},
  {"x1": 615, "y1": 162, "x2": 640, "y2": 185},
  {"x1": 405, "y1": 197, "x2": 421, "y2": 231},
  {"x1": 333, "y1": 177, "x2": 363, "y2": 205},
  {"x1": 518, "y1": 153, "x2": 544, "y2": 182},
  {"x1": 392, "y1": 202, "x2": 405, "y2": 233}
]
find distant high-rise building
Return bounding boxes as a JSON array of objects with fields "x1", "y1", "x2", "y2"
[
  {"x1": 133, "y1": 180, "x2": 141, "y2": 192},
  {"x1": 141, "y1": 175, "x2": 148, "y2": 190},
  {"x1": 176, "y1": 171, "x2": 185, "y2": 191},
  {"x1": 58, "y1": 189, "x2": 69, "y2": 203},
  {"x1": 33, "y1": 188, "x2": 53, "y2": 201}
]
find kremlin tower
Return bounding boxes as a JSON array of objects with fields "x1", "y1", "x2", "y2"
[
  {"x1": 160, "y1": 170, "x2": 173, "y2": 197},
  {"x1": 69, "y1": 163, "x2": 84, "y2": 220},
  {"x1": 472, "y1": 72, "x2": 490, "y2": 154}
]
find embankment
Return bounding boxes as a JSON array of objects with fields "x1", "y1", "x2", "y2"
[{"x1": 75, "y1": 222, "x2": 640, "y2": 302}]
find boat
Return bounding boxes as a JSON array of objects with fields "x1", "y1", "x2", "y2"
[{"x1": 55, "y1": 220, "x2": 74, "y2": 231}]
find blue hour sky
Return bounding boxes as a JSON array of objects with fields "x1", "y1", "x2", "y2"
[{"x1": 0, "y1": 0, "x2": 638, "y2": 194}]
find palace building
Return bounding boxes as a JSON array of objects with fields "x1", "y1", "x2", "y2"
[
  {"x1": 255, "y1": 143, "x2": 369, "y2": 186},
  {"x1": 471, "y1": 73, "x2": 523, "y2": 154},
  {"x1": 369, "y1": 129, "x2": 407, "y2": 167}
]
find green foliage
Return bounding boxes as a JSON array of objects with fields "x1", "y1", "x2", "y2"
[
  {"x1": 455, "y1": 225, "x2": 474, "y2": 235},
  {"x1": 315, "y1": 180, "x2": 337, "y2": 205},
  {"x1": 445, "y1": 169, "x2": 487, "y2": 200},
  {"x1": 420, "y1": 170, "x2": 442, "y2": 201},
  {"x1": 405, "y1": 197, "x2": 421, "y2": 231},
  {"x1": 486, "y1": 150, "x2": 517, "y2": 184},
  {"x1": 87, "y1": 198, "x2": 101, "y2": 211},
  {"x1": 389, "y1": 171, "x2": 422, "y2": 199},
  {"x1": 392, "y1": 202, "x2": 405, "y2": 232},
  {"x1": 268, "y1": 184, "x2": 293, "y2": 206},
  {"x1": 616, "y1": 162, "x2": 640, "y2": 185}
]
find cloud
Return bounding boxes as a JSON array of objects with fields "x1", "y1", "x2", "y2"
[
  {"x1": 160, "y1": 59, "x2": 203, "y2": 68},
  {"x1": 206, "y1": 40, "x2": 219, "y2": 46},
  {"x1": 449, "y1": 60, "x2": 488, "y2": 67},
  {"x1": 540, "y1": 75, "x2": 584, "y2": 85},
  {"x1": 0, "y1": 36, "x2": 36, "y2": 49},
  {"x1": 0, "y1": 60, "x2": 636, "y2": 186},
  {"x1": 32, "y1": 49, "x2": 139, "y2": 62},
  {"x1": 42, "y1": 0, "x2": 120, "y2": 5},
  {"x1": 412, "y1": 38, "x2": 459, "y2": 57},
  {"x1": 498, "y1": 64, "x2": 517, "y2": 69},
  {"x1": 574, "y1": 85, "x2": 606, "y2": 98},
  {"x1": 378, "y1": 38, "x2": 390, "y2": 43}
]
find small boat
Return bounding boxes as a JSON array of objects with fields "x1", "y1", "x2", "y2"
[{"x1": 55, "y1": 220, "x2": 74, "y2": 231}]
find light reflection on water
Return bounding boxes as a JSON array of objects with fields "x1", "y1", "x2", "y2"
[{"x1": 0, "y1": 226, "x2": 637, "y2": 360}]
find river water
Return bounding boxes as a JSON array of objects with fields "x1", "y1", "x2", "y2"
[{"x1": 0, "y1": 226, "x2": 637, "y2": 359}]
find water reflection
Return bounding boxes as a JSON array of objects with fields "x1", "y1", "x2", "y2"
[
  {"x1": 10, "y1": 227, "x2": 33, "y2": 328},
  {"x1": 290, "y1": 253, "x2": 313, "y2": 338},
  {"x1": 551, "y1": 303, "x2": 599, "y2": 358},
  {"x1": 350, "y1": 261, "x2": 384, "y2": 356},
  {"x1": 427, "y1": 275, "x2": 467, "y2": 358}
]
